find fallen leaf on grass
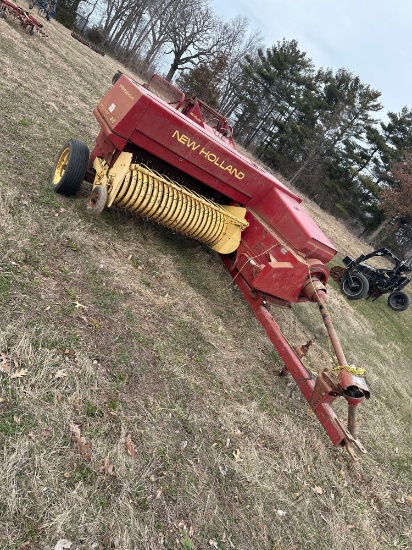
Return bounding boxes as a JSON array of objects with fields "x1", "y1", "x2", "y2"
[
  {"x1": 0, "y1": 353, "x2": 11, "y2": 373},
  {"x1": 218, "y1": 463, "x2": 227, "y2": 477},
  {"x1": 88, "y1": 318, "x2": 101, "y2": 330},
  {"x1": 13, "y1": 415, "x2": 21, "y2": 424},
  {"x1": 124, "y1": 433, "x2": 136, "y2": 457},
  {"x1": 70, "y1": 424, "x2": 92, "y2": 461},
  {"x1": 60, "y1": 348, "x2": 75, "y2": 356},
  {"x1": 10, "y1": 369, "x2": 28, "y2": 379},
  {"x1": 54, "y1": 539, "x2": 72, "y2": 550},
  {"x1": 101, "y1": 457, "x2": 115, "y2": 476},
  {"x1": 406, "y1": 496, "x2": 412, "y2": 507},
  {"x1": 155, "y1": 488, "x2": 162, "y2": 499},
  {"x1": 313, "y1": 486, "x2": 323, "y2": 495},
  {"x1": 232, "y1": 449, "x2": 243, "y2": 462},
  {"x1": 54, "y1": 369, "x2": 67, "y2": 379}
]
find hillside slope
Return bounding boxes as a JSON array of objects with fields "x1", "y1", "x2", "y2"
[{"x1": 0, "y1": 9, "x2": 411, "y2": 550}]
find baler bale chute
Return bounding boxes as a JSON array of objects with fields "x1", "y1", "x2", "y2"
[{"x1": 50, "y1": 73, "x2": 370, "y2": 460}]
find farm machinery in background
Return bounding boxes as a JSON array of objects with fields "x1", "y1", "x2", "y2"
[
  {"x1": 71, "y1": 31, "x2": 105, "y2": 56},
  {"x1": 331, "y1": 248, "x2": 411, "y2": 311},
  {"x1": 29, "y1": 0, "x2": 56, "y2": 21},
  {"x1": 50, "y1": 73, "x2": 370, "y2": 460},
  {"x1": 0, "y1": 0, "x2": 47, "y2": 35}
]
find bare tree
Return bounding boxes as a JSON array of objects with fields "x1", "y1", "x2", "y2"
[
  {"x1": 218, "y1": 20, "x2": 263, "y2": 115},
  {"x1": 99, "y1": 0, "x2": 144, "y2": 44},
  {"x1": 120, "y1": 0, "x2": 176, "y2": 67},
  {"x1": 77, "y1": 0, "x2": 101, "y2": 29},
  {"x1": 163, "y1": 0, "x2": 227, "y2": 81}
]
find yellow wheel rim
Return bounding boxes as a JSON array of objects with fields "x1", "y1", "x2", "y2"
[{"x1": 53, "y1": 147, "x2": 70, "y2": 185}]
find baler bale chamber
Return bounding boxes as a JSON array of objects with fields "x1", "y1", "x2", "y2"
[{"x1": 51, "y1": 73, "x2": 370, "y2": 459}]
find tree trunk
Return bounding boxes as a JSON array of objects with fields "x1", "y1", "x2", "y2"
[{"x1": 165, "y1": 62, "x2": 179, "y2": 82}]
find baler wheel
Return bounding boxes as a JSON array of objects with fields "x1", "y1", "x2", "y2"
[
  {"x1": 387, "y1": 290, "x2": 410, "y2": 311},
  {"x1": 50, "y1": 139, "x2": 89, "y2": 196},
  {"x1": 340, "y1": 272, "x2": 369, "y2": 300},
  {"x1": 86, "y1": 185, "x2": 107, "y2": 216}
]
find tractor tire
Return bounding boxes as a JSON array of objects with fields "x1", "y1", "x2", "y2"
[
  {"x1": 50, "y1": 139, "x2": 89, "y2": 196},
  {"x1": 112, "y1": 71, "x2": 123, "y2": 85},
  {"x1": 86, "y1": 185, "x2": 107, "y2": 216},
  {"x1": 387, "y1": 291, "x2": 410, "y2": 311},
  {"x1": 340, "y1": 272, "x2": 369, "y2": 300}
]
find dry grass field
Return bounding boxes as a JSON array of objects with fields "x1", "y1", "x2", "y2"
[{"x1": 0, "y1": 8, "x2": 411, "y2": 550}]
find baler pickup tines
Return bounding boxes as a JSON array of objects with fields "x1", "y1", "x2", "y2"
[{"x1": 90, "y1": 153, "x2": 248, "y2": 254}]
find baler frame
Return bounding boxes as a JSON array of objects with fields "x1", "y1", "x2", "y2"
[{"x1": 50, "y1": 73, "x2": 371, "y2": 460}]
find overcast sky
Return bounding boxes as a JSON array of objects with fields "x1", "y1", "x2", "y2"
[{"x1": 213, "y1": 0, "x2": 412, "y2": 117}]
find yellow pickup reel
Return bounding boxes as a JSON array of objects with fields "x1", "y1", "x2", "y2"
[{"x1": 88, "y1": 152, "x2": 248, "y2": 254}]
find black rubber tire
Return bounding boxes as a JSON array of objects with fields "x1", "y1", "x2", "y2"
[
  {"x1": 86, "y1": 185, "x2": 107, "y2": 216},
  {"x1": 50, "y1": 139, "x2": 89, "y2": 196},
  {"x1": 387, "y1": 291, "x2": 410, "y2": 311},
  {"x1": 340, "y1": 272, "x2": 369, "y2": 300},
  {"x1": 112, "y1": 72, "x2": 122, "y2": 85}
]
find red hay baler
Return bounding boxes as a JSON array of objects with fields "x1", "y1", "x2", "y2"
[{"x1": 51, "y1": 73, "x2": 370, "y2": 459}]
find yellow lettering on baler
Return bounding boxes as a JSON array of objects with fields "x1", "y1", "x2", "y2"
[
  {"x1": 172, "y1": 130, "x2": 245, "y2": 180},
  {"x1": 172, "y1": 130, "x2": 200, "y2": 151},
  {"x1": 119, "y1": 85, "x2": 135, "y2": 101},
  {"x1": 187, "y1": 138, "x2": 200, "y2": 150},
  {"x1": 232, "y1": 169, "x2": 245, "y2": 180}
]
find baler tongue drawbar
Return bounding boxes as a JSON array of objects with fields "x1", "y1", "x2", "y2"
[
  {"x1": 301, "y1": 278, "x2": 370, "y2": 458},
  {"x1": 223, "y1": 266, "x2": 371, "y2": 460},
  {"x1": 91, "y1": 153, "x2": 248, "y2": 254}
]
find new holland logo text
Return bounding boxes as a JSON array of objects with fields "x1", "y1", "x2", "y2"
[{"x1": 172, "y1": 130, "x2": 245, "y2": 180}]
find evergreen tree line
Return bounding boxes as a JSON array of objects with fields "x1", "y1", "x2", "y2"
[{"x1": 58, "y1": 0, "x2": 412, "y2": 257}]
